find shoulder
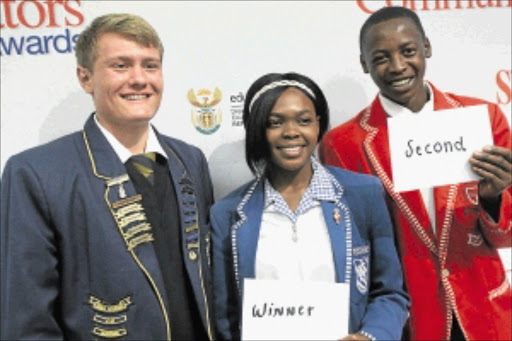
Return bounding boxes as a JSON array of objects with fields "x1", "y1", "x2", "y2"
[
  {"x1": 159, "y1": 134, "x2": 205, "y2": 159},
  {"x1": 322, "y1": 111, "x2": 365, "y2": 142},
  {"x1": 431, "y1": 83, "x2": 491, "y2": 107},
  {"x1": 325, "y1": 166, "x2": 384, "y2": 205},
  {"x1": 445, "y1": 92, "x2": 489, "y2": 107},
  {"x1": 431, "y1": 83, "x2": 510, "y2": 132},
  {"x1": 210, "y1": 180, "x2": 258, "y2": 217},
  {"x1": 320, "y1": 107, "x2": 371, "y2": 156},
  {"x1": 158, "y1": 134, "x2": 210, "y2": 181},
  {"x1": 326, "y1": 166, "x2": 381, "y2": 189},
  {"x1": 3, "y1": 132, "x2": 82, "y2": 176},
  {"x1": 434, "y1": 87, "x2": 508, "y2": 124}
]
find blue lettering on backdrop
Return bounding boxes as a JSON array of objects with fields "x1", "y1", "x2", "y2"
[
  {"x1": 0, "y1": 29, "x2": 79, "y2": 56},
  {"x1": 26, "y1": 36, "x2": 44, "y2": 55}
]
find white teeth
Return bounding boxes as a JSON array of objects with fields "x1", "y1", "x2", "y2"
[
  {"x1": 391, "y1": 78, "x2": 411, "y2": 86},
  {"x1": 281, "y1": 146, "x2": 301, "y2": 151},
  {"x1": 123, "y1": 94, "x2": 147, "y2": 100}
]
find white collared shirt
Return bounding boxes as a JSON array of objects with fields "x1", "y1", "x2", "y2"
[
  {"x1": 379, "y1": 83, "x2": 437, "y2": 234},
  {"x1": 255, "y1": 159, "x2": 337, "y2": 282},
  {"x1": 93, "y1": 114, "x2": 167, "y2": 162}
]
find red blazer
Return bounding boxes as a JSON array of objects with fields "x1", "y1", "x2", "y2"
[{"x1": 319, "y1": 83, "x2": 512, "y2": 341}]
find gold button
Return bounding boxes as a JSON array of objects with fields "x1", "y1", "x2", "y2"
[
  {"x1": 442, "y1": 269, "x2": 450, "y2": 278},
  {"x1": 189, "y1": 251, "x2": 197, "y2": 261}
]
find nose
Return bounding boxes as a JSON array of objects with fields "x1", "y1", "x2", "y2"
[
  {"x1": 389, "y1": 54, "x2": 406, "y2": 74},
  {"x1": 128, "y1": 65, "x2": 148, "y2": 87},
  {"x1": 282, "y1": 121, "x2": 299, "y2": 139}
]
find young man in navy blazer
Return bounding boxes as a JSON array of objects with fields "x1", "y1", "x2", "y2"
[{"x1": 1, "y1": 13, "x2": 214, "y2": 340}]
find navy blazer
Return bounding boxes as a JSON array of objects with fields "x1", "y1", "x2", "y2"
[
  {"x1": 0, "y1": 115, "x2": 214, "y2": 340},
  {"x1": 210, "y1": 167, "x2": 409, "y2": 340}
]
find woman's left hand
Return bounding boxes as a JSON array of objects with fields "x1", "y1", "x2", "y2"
[{"x1": 470, "y1": 146, "x2": 512, "y2": 200}]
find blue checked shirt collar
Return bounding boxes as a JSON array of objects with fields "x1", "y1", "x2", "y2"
[{"x1": 264, "y1": 157, "x2": 336, "y2": 223}]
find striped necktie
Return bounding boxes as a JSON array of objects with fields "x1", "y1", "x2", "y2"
[{"x1": 130, "y1": 152, "x2": 156, "y2": 185}]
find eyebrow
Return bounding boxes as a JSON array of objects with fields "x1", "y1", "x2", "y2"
[
  {"x1": 268, "y1": 109, "x2": 313, "y2": 117},
  {"x1": 106, "y1": 56, "x2": 161, "y2": 63},
  {"x1": 370, "y1": 41, "x2": 417, "y2": 55}
]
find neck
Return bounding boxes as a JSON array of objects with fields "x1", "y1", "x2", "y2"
[
  {"x1": 405, "y1": 85, "x2": 429, "y2": 113},
  {"x1": 382, "y1": 84, "x2": 430, "y2": 113},
  {"x1": 98, "y1": 118, "x2": 150, "y2": 154},
  {"x1": 267, "y1": 162, "x2": 313, "y2": 211}
]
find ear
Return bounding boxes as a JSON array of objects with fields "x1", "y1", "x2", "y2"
[
  {"x1": 360, "y1": 54, "x2": 369, "y2": 73},
  {"x1": 424, "y1": 37, "x2": 432, "y2": 58},
  {"x1": 77, "y1": 65, "x2": 93, "y2": 94}
]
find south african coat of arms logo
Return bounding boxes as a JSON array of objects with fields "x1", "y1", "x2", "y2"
[{"x1": 188, "y1": 87, "x2": 222, "y2": 134}]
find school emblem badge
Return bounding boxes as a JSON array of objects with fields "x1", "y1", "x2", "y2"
[
  {"x1": 465, "y1": 185, "x2": 479, "y2": 205},
  {"x1": 188, "y1": 87, "x2": 222, "y2": 134},
  {"x1": 354, "y1": 256, "x2": 369, "y2": 294},
  {"x1": 467, "y1": 232, "x2": 483, "y2": 247}
]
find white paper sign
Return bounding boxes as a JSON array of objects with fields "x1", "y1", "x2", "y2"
[
  {"x1": 388, "y1": 105, "x2": 494, "y2": 192},
  {"x1": 241, "y1": 279, "x2": 350, "y2": 340}
]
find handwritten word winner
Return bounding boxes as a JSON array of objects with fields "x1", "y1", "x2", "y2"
[
  {"x1": 252, "y1": 302, "x2": 315, "y2": 318},
  {"x1": 405, "y1": 136, "x2": 467, "y2": 158}
]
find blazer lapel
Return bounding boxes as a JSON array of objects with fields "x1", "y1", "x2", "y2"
[
  {"x1": 83, "y1": 116, "x2": 171, "y2": 338},
  {"x1": 159, "y1": 134, "x2": 204, "y2": 300},
  {"x1": 237, "y1": 182, "x2": 265, "y2": 281},
  {"x1": 157, "y1": 130, "x2": 213, "y2": 338},
  {"x1": 226, "y1": 180, "x2": 265, "y2": 296},
  {"x1": 359, "y1": 98, "x2": 438, "y2": 255},
  {"x1": 321, "y1": 200, "x2": 348, "y2": 283},
  {"x1": 82, "y1": 114, "x2": 128, "y2": 179}
]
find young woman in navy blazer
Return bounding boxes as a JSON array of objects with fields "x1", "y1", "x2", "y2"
[{"x1": 210, "y1": 72, "x2": 409, "y2": 340}]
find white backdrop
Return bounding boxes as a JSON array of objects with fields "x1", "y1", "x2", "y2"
[{"x1": 1, "y1": 0, "x2": 511, "y2": 269}]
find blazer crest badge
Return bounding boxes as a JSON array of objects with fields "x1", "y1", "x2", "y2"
[{"x1": 354, "y1": 256, "x2": 369, "y2": 294}]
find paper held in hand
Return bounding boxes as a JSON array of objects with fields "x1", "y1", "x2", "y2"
[
  {"x1": 387, "y1": 104, "x2": 494, "y2": 192},
  {"x1": 241, "y1": 279, "x2": 350, "y2": 340}
]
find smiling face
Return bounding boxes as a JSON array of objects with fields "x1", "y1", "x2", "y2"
[
  {"x1": 361, "y1": 17, "x2": 431, "y2": 112},
  {"x1": 77, "y1": 32, "x2": 163, "y2": 133},
  {"x1": 265, "y1": 87, "x2": 320, "y2": 177}
]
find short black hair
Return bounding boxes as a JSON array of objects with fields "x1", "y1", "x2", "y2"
[
  {"x1": 359, "y1": 6, "x2": 426, "y2": 52},
  {"x1": 243, "y1": 72, "x2": 329, "y2": 176}
]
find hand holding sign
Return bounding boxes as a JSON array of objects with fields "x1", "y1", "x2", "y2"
[{"x1": 470, "y1": 146, "x2": 512, "y2": 200}]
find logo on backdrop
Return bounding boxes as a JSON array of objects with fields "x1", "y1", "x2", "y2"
[
  {"x1": 188, "y1": 87, "x2": 223, "y2": 135},
  {"x1": 230, "y1": 91, "x2": 245, "y2": 127},
  {"x1": 496, "y1": 69, "x2": 511, "y2": 105},
  {"x1": 356, "y1": 0, "x2": 511, "y2": 13},
  {"x1": 0, "y1": 0, "x2": 84, "y2": 56}
]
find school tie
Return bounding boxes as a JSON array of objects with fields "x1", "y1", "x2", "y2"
[{"x1": 129, "y1": 152, "x2": 156, "y2": 185}]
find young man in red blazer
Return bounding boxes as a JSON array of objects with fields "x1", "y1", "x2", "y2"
[{"x1": 319, "y1": 6, "x2": 511, "y2": 341}]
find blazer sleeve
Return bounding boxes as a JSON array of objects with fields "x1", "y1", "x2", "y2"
[
  {"x1": 210, "y1": 205, "x2": 240, "y2": 340},
  {"x1": 477, "y1": 103, "x2": 512, "y2": 248},
  {"x1": 358, "y1": 181, "x2": 410, "y2": 340},
  {"x1": 0, "y1": 157, "x2": 63, "y2": 340}
]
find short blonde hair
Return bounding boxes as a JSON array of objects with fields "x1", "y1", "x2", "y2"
[{"x1": 75, "y1": 13, "x2": 164, "y2": 71}]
